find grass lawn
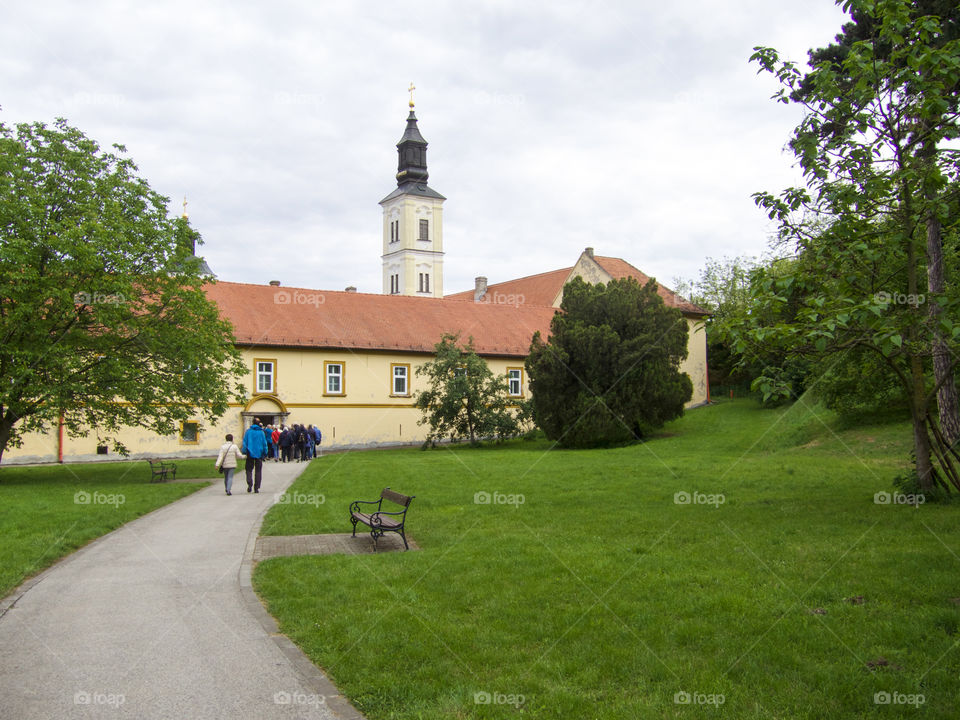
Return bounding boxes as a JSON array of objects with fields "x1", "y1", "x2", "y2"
[
  {"x1": 0, "y1": 458, "x2": 219, "y2": 598},
  {"x1": 254, "y1": 399, "x2": 960, "y2": 719}
]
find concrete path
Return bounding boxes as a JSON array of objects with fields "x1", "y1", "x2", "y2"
[{"x1": 0, "y1": 460, "x2": 363, "y2": 720}]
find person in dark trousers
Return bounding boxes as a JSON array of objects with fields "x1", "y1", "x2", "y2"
[
  {"x1": 279, "y1": 426, "x2": 293, "y2": 463},
  {"x1": 313, "y1": 425, "x2": 322, "y2": 457},
  {"x1": 295, "y1": 424, "x2": 307, "y2": 462},
  {"x1": 304, "y1": 425, "x2": 315, "y2": 460},
  {"x1": 242, "y1": 418, "x2": 268, "y2": 493}
]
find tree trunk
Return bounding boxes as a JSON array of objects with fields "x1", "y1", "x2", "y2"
[
  {"x1": 910, "y1": 354, "x2": 936, "y2": 493},
  {"x1": 926, "y1": 211, "x2": 960, "y2": 447}
]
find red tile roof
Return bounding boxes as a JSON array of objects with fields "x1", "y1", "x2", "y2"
[
  {"x1": 446, "y1": 255, "x2": 707, "y2": 316},
  {"x1": 205, "y1": 281, "x2": 557, "y2": 357},
  {"x1": 592, "y1": 257, "x2": 706, "y2": 315},
  {"x1": 445, "y1": 267, "x2": 571, "y2": 307}
]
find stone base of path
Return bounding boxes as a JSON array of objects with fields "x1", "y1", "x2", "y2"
[{"x1": 253, "y1": 533, "x2": 419, "y2": 561}]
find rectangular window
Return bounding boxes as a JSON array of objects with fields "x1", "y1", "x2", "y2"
[
  {"x1": 254, "y1": 359, "x2": 276, "y2": 394},
  {"x1": 418, "y1": 273, "x2": 431, "y2": 293},
  {"x1": 419, "y1": 219, "x2": 429, "y2": 241},
  {"x1": 508, "y1": 367, "x2": 523, "y2": 397},
  {"x1": 390, "y1": 273, "x2": 400, "y2": 294},
  {"x1": 180, "y1": 421, "x2": 199, "y2": 445},
  {"x1": 325, "y1": 361, "x2": 344, "y2": 395},
  {"x1": 395, "y1": 220, "x2": 400, "y2": 241},
  {"x1": 391, "y1": 364, "x2": 410, "y2": 396}
]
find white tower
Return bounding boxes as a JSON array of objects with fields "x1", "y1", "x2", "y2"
[{"x1": 380, "y1": 87, "x2": 445, "y2": 297}]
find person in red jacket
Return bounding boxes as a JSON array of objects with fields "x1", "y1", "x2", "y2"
[{"x1": 271, "y1": 426, "x2": 280, "y2": 461}]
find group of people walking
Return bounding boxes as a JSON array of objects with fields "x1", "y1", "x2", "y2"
[
  {"x1": 214, "y1": 418, "x2": 322, "y2": 496},
  {"x1": 270, "y1": 422, "x2": 322, "y2": 463}
]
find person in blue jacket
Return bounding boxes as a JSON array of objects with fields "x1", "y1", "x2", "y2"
[{"x1": 242, "y1": 418, "x2": 269, "y2": 493}]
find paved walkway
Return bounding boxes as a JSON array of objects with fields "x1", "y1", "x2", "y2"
[{"x1": 0, "y1": 461, "x2": 363, "y2": 720}]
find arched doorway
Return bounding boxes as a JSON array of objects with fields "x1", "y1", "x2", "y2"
[{"x1": 242, "y1": 395, "x2": 290, "y2": 430}]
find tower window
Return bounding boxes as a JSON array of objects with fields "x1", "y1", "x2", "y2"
[
  {"x1": 418, "y1": 273, "x2": 430, "y2": 293},
  {"x1": 419, "y1": 219, "x2": 429, "y2": 242},
  {"x1": 390, "y1": 220, "x2": 398, "y2": 243}
]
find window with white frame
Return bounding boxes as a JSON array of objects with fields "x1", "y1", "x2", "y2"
[
  {"x1": 392, "y1": 364, "x2": 410, "y2": 396},
  {"x1": 508, "y1": 368, "x2": 523, "y2": 397},
  {"x1": 419, "y1": 218, "x2": 429, "y2": 241},
  {"x1": 325, "y1": 362, "x2": 344, "y2": 395},
  {"x1": 418, "y1": 272, "x2": 431, "y2": 293},
  {"x1": 255, "y1": 360, "x2": 275, "y2": 394}
]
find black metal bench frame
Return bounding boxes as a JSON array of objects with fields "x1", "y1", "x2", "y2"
[
  {"x1": 349, "y1": 487, "x2": 414, "y2": 550},
  {"x1": 148, "y1": 458, "x2": 177, "y2": 483}
]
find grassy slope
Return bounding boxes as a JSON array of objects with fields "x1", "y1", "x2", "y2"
[
  {"x1": 0, "y1": 458, "x2": 218, "y2": 598},
  {"x1": 254, "y1": 400, "x2": 959, "y2": 718}
]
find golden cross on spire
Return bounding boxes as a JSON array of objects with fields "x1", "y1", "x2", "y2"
[
  {"x1": 408, "y1": 82, "x2": 416, "y2": 108},
  {"x1": 182, "y1": 195, "x2": 189, "y2": 219}
]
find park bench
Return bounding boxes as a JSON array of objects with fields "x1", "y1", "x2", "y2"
[
  {"x1": 147, "y1": 458, "x2": 177, "y2": 483},
  {"x1": 349, "y1": 488, "x2": 414, "y2": 551}
]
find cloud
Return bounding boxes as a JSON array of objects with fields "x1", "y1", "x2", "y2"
[{"x1": 1, "y1": 0, "x2": 848, "y2": 294}]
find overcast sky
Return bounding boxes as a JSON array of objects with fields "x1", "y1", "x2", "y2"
[{"x1": 3, "y1": 0, "x2": 850, "y2": 296}]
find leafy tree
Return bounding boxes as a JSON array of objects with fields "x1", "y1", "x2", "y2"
[
  {"x1": 797, "y1": 0, "x2": 960, "y2": 446},
  {"x1": 526, "y1": 276, "x2": 691, "y2": 448},
  {"x1": 0, "y1": 118, "x2": 246, "y2": 464},
  {"x1": 747, "y1": 0, "x2": 960, "y2": 494},
  {"x1": 414, "y1": 333, "x2": 521, "y2": 447}
]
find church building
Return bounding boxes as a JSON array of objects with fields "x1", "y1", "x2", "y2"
[{"x1": 3, "y1": 96, "x2": 707, "y2": 464}]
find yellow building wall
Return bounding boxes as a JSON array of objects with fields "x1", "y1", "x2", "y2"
[
  {"x1": 1, "y1": 349, "x2": 529, "y2": 464},
  {"x1": 2, "y1": 320, "x2": 705, "y2": 465},
  {"x1": 681, "y1": 317, "x2": 709, "y2": 406}
]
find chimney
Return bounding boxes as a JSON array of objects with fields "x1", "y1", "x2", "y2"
[
  {"x1": 269, "y1": 280, "x2": 281, "y2": 287},
  {"x1": 345, "y1": 286, "x2": 357, "y2": 293},
  {"x1": 585, "y1": 247, "x2": 594, "y2": 259},
  {"x1": 474, "y1": 276, "x2": 488, "y2": 303}
]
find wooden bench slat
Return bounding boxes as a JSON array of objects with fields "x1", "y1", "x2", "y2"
[{"x1": 380, "y1": 488, "x2": 411, "y2": 506}]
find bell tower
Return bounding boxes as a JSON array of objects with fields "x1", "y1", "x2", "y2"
[{"x1": 380, "y1": 84, "x2": 445, "y2": 297}]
